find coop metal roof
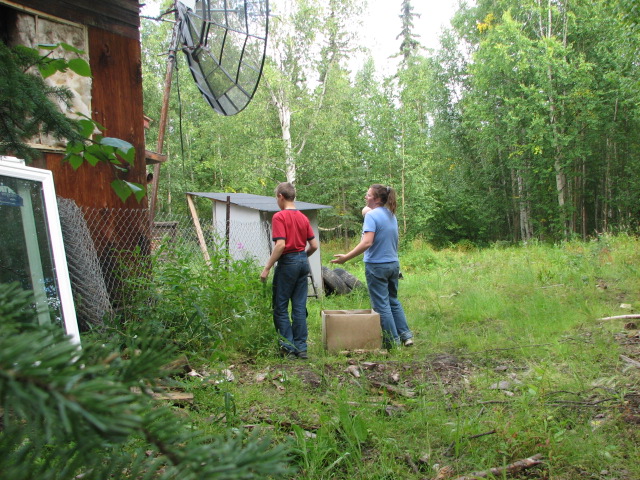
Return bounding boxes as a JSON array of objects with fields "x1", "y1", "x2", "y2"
[{"x1": 187, "y1": 192, "x2": 332, "y2": 212}]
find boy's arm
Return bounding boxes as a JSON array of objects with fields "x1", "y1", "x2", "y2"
[
  {"x1": 306, "y1": 237, "x2": 318, "y2": 257},
  {"x1": 260, "y1": 239, "x2": 286, "y2": 282}
]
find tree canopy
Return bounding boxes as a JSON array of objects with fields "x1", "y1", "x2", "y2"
[{"x1": 142, "y1": 0, "x2": 640, "y2": 245}]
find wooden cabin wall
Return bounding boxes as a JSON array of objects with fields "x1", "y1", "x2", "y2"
[
  {"x1": 37, "y1": 25, "x2": 152, "y2": 303},
  {"x1": 2, "y1": 0, "x2": 152, "y2": 306},
  {"x1": 2, "y1": 0, "x2": 147, "y2": 207},
  {"x1": 3, "y1": 0, "x2": 140, "y2": 39},
  {"x1": 36, "y1": 25, "x2": 148, "y2": 210}
]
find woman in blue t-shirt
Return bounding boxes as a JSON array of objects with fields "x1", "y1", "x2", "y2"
[{"x1": 331, "y1": 184, "x2": 413, "y2": 349}]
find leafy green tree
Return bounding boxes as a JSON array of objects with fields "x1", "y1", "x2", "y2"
[
  {"x1": 438, "y1": 0, "x2": 640, "y2": 241},
  {"x1": 139, "y1": 0, "x2": 640, "y2": 243}
]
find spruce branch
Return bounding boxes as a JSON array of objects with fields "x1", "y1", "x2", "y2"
[{"x1": 0, "y1": 283, "x2": 291, "y2": 479}]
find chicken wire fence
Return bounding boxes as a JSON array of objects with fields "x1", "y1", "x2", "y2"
[{"x1": 57, "y1": 198, "x2": 271, "y2": 329}]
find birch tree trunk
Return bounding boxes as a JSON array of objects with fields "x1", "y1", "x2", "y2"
[
  {"x1": 516, "y1": 169, "x2": 533, "y2": 241},
  {"x1": 270, "y1": 90, "x2": 296, "y2": 184},
  {"x1": 539, "y1": 0, "x2": 570, "y2": 238},
  {"x1": 262, "y1": 0, "x2": 359, "y2": 185}
]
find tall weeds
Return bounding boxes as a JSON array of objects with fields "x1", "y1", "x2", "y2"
[{"x1": 115, "y1": 244, "x2": 275, "y2": 360}]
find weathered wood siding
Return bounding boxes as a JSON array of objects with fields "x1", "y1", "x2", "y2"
[
  {"x1": 3, "y1": 0, "x2": 150, "y2": 307},
  {"x1": 6, "y1": 0, "x2": 140, "y2": 39},
  {"x1": 31, "y1": 25, "x2": 147, "y2": 210},
  {"x1": 25, "y1": 1, "x2": 148, "y2": 284},
  {"x1": 2, "y1": 0, "x2": 147, "y2": 208}
]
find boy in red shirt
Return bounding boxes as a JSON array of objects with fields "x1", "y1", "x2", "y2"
[{"x1": 260, "y1": 183, "x2": 318, "y2": 359}]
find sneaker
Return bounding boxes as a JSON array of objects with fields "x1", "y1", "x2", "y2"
[
  {"x1": 297, "y1": 351, "x2": 308, "y2": 360},
  {"x1": 402, "y1": 338, "x2": 414, "y2": 347}
]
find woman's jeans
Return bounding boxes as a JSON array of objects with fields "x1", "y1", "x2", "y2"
[
  {"x1": 365, "y1": 261, "x2": 412, "y2": 348},
  {"x1": 272, "y1": 252, "x2": 310, "y2": 353}
]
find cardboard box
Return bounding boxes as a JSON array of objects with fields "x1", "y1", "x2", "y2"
[{"x1": 321, "y1": 309, "x2": 382, "y2": 352}]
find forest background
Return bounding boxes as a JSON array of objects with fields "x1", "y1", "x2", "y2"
[{"x1": 142, "y1": 0, "x2": 640, "y2": 247}]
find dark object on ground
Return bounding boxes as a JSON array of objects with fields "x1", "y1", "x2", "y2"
[
  {"x1": 333, "y1": 268, "x2": 364, "y2": 290},
  {"x1": 321, "y1": 266, "x2": 350, "y2": 295}
]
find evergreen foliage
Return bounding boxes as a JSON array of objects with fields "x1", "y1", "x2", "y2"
[
  {"x1": 0, "y1": 282, "x2": 291, "y2": 479},
  {"x1": 0, "y1": 40, "x2": 82, "y2": 160},
  {"x1": 397, "y1": 0, "x2": 421, "y2": 61}
]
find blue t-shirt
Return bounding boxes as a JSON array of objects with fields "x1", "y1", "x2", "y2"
[{"x1": 362, "y1": 207, "x2": 398, "y2": 263}]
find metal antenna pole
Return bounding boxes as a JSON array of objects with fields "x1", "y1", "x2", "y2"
[{"x1": 150, "y1": 13, "x2": 180, "y2": 220}]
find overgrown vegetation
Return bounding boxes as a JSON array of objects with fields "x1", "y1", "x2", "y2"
[
  {"x1": 115, "y1": 244, "x2": 277, "y2": 360},
  {"x1": 6, "y1": 235, "x2": 639, "y2": 478}
]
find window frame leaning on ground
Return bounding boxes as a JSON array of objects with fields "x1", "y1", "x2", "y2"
[{"x1": 0, "y1": 157, "x2": 80, "y2": 343}]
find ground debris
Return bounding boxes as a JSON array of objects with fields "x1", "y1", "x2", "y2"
[
  {"x1": 131, "y1": 385, "x2": 194, "y2": 405},
  {"x1": 345, "y1": 364, "x2": 361, "y2": 378},
  {"x1": 620, "y1": 393, "x2": 640, "y2": 424},
  {"x1": 451, "y1": 453, "x2": 543, "y2": 480},
  {"x1": 489, "y1": 380, "x2": 520, "y2": 390},
  {"x1": 161, "y1": 355, "x2": 192, "y2": 375},
  {"x1": 369, "y1": 380, "x2": 416, "y2": 398},
  {"x1": 599, "y1": 314, "x2": 640, "y2": 321},
  {"x1": 620, "y1": 354, "x2": 640, "y2": 369},
  {"x1": 432, "y1": 465, "x2": 455, "y2": 479}
]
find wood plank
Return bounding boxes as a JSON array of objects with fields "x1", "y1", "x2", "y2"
[
  {"x1": 186, "y1": 194, "x2": 212, "y2": 264},
  {"x1": 4, "y1": 0, "x2": 140, "y2": 39},
  {"x1": 151, "y1": 391, "x2": 194, "y2": 404},
  {"x1": 145, "y1": 150, "x2": 168, "y2": 165},
  {"x1": 37, "y1": 26, "x2": 147, "y2": 209}
]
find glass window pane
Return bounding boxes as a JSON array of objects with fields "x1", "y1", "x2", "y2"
[{"x1": 0, "y1": 174, "x2": 63, "y2": 328}]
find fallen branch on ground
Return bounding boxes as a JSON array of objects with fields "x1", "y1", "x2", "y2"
[
  {"x1": 404, "y1": 453, "x2": 420, "y2": 475},
  {"x1": 474, "y1": 343, "x2": 553, "y2": 353},
  {"x1": 369, "y1": 380, "x2": 416, "y2": 398},
  {"x1": 598, "y1": 314, "x2": 640, "y2": 321},
  {"x1": 621, "y1": 355, "x2": 640, "y2": 369},
  {"x1": 452, "y1": 454, "x2": 543, "y2": 480}
]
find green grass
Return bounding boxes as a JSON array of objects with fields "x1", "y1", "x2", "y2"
[{"x1": 151, "y1": 235, "x2": 640, "y2": 479}]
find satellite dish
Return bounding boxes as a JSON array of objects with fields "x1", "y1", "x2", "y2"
[{"x1": 176, "y1": 0, "x2": 269, "y2": 116}]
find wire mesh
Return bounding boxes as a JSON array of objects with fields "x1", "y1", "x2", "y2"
[{"x1": 58, "y1": 201, "x2": 270, "y2": 329}]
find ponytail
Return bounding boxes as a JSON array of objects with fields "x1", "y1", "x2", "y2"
[{"x1": 370, "y1": 184, "x2": 397, "y2": 214}]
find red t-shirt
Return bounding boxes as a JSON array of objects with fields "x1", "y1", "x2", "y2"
[{"x1": 272, "y1": 209, "x2": 315, "y2": 254}]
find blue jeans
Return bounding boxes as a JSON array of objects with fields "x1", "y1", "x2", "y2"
[
  {"x1": 365, "y1": 261, "x2": 412, "y2": 348},
  {"x1": 272, "y1": 252, "x2": 310, "y2": 353}
]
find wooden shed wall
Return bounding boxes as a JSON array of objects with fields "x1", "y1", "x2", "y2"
[{"x1": 1, "y1": 0, "x2": 147, "y2": 209}]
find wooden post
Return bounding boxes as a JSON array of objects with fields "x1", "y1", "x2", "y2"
[
  {"x1": 225, "y1": 196, "x2": 231, "y2": 268},
  {"x1": 150, "y1": 20, "x2": 179, "y2": 220},
  {"x1": 186, "y1": 194, "x2": 211, "y2": 264}
]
